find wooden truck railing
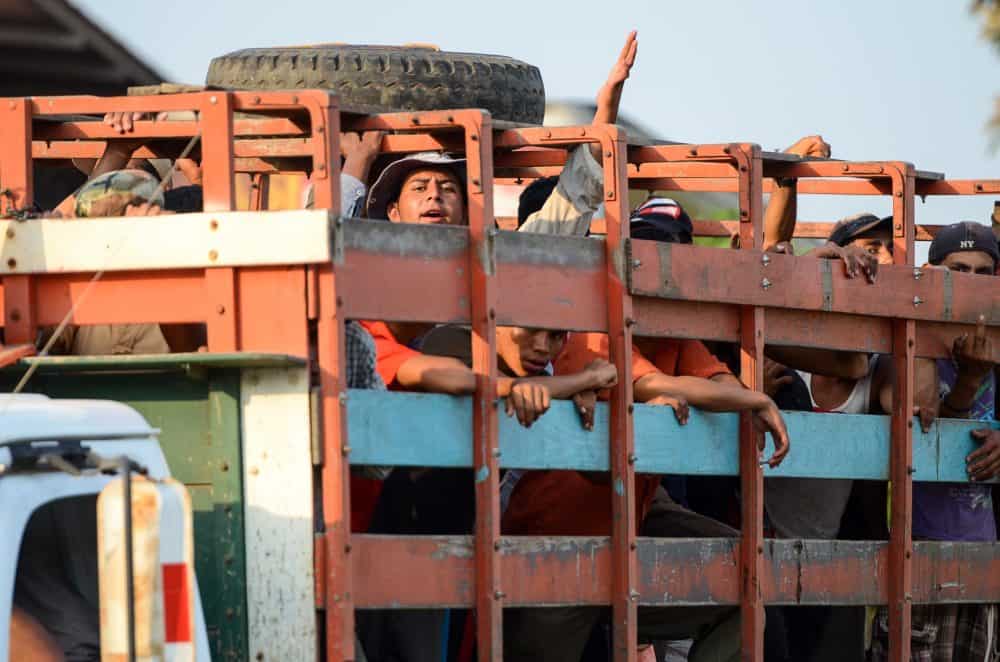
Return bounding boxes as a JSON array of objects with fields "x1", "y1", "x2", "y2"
[{"x1": 2, "y1": 91, "x2": 1000, "y2": 661}]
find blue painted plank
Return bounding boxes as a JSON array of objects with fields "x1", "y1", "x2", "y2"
[{"x1": 345, "y1": 389, "x2": 999, "y2": 482}]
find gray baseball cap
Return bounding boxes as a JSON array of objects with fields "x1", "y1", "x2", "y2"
[{"x1": 365, "y1": 152, "x2": 466, "y2": 221}]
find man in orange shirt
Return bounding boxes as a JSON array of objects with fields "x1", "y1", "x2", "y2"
[{"x1": 502, "y1": 202, "x2": 790, "y2": 662}]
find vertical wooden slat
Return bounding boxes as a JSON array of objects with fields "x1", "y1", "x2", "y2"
[
  {"x1": 735, "y1": 144, "x2": 765, "y2": 662},
  {"x1": 315, "y1": 101, "x2": 353, "y2": 661},
  {"x1": 0, "y1": 97, "x2": 33, "y2": 214},
  {"x1": 0, "y1": 100, "x2": 36, "y2": 345},
  {"x1": 888, "y1": 164, "x2": 916, "y2": 662},
  {"x1": 200, "y1": 93, "x2": 239, "y2": 352},
  {"x1": 2, "y1": 275, "x2": 35, "y2": 345},
  {"x1": 461, "y1": 111, "x2": 502, "y2": 661},
  {"x1": 601, "y1": 126, "x2": 638, "y2": 662}
]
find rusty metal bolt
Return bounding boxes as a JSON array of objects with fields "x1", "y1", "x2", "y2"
[
  {"x1": 913, "y1": 296, "x2": 923, "y2": 306},
  {"x1": 625, "y1": 316, "x2": 636, "y2": 327},
  {"x1": 492, "y1": 448, "x2": 501, "y2": 458},
  {"x1": 606, "y1": 190, "x2": 614, "y2": 199},
  {"x1": 9, "y1": 309, "x2": 20, "y2": 322},
  {"x1": 740, "y1": 209, "x2": 749, "y2": 218},
  {"x1": 210, "y1": 219, "x2": 219, "y2": 231},
  {"x1": 627, "y1": 404, "x2": 634, "y2": 414},
  {"x1": 631, "y1": 258, "x2": 642, "y2": 269},
  {"x1": 470, "y1": 134, "x2": 479, "y2": 142},
  {"x1": 489, "y1": 308, "x2": 496, "y2": 320},
  {"x1": 291, "y1": 95, "x2": 299, "y2": 104},
  {"x1": 342, "y1": 445, "x2": 352, "y2": 456},
  {"x1": 209, "y1": 95, "x2": 217, "y2": 104},
  {"x1": 446, "y1": 115, "x2": 454, "y2": 123},
  {"x1": 316, "y1": 125, "x2": 325, "y2": 134},
  {"x1": 722, "y1": 146, "x2": 731, "y2": 155},
  {"x1": 687, "y1": 148, "x2": 697, "y2": 157},
  {"x1": 220, "y1": 462, "x2": 229, "y2": 472},
  {"x1": 913, "y1": 268, "x2": 922, "y2": 280},
  {"x1": 494, "y1": 590, "x2": 505, "y2": 600},
  {"x1": 5, "y1": 228, "x2": 14, "y2": 239},
  {"x1": 6, "y1": 258, "x2": 15, "y2": 269},
  {"x1": 336, "y1": 296, "x2": 344, "y2": 307},
  {"x1": 761, "y1": 254, "x2": 771, "y2": 266},
  {"x1": 252, "y1": 96, "x2": 261, "y2": 104},
  {"x1": 316, "y1": 163, "x2": 326, "y2": 172},
  {"x1": 225, "y1": 608, "x2": 235, "y2": 620},
  {"x1": 471, "y1": 178, "x2": 481, "y2": 187},
  {"x1": 739, "y1": 165, "x2": 748, "y2": 173},
  {"x1": 761, "y1": 278, "x2": 772, "y2": 290},
  {"x1": 494, "y1": 540, "x2": 502, "y2": 551},
  {"x1": 907, "y1": 465, "x2": 916, "y2": 475},
  {"x1": 630, "y1": 541, "x2": 637, "y2": 551},
  {"x1": 216, "y1": 304, "x2": 225, "y2": 315},
  {"x1": 628, "y1": 454, "x2": 637, "y2": 464},
  {"x1": 629, "y1": 590, "x2": 640, "y2": 601},
  {"x1": 208, "y1": 249, "x2": 218, "y2": 262},
  {"x1": 605, "y1": 151, "x2": 612, "y2": 159},
  {"x1": 345, "y1": 543, "x2": 352, "y2": 553},
  {"x1": 757, "y1": 544, "x2": 764, "y2": 555},
  {"x1": 411, "y1": 117, "x2": 421, "y2": 125},
  {"x1": 8, "y1": 101, "x2": 15, "y2": 109},
  {"x1": 256, "y1": 653, "x2": 265, "y2": 661}
]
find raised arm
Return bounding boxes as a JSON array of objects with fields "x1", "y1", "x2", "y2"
[{"x1": 763, "y1": 135, "x2": 831, "y2": 250}]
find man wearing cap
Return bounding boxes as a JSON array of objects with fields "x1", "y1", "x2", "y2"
[{"x1": 872, "y1": 222, "x2": 1000, "y2": 660}]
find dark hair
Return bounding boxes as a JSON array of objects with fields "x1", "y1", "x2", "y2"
[
  {"x1": 517, "y1": 176, "x2": 559, "y2": 228},
  {"x1": 163, "y1": 185, "x2": 203, "y2": 213}
]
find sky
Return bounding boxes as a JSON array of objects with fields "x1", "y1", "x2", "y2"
[{"x1": 73, "y1": 0, "x2": 998, "y2": 237}]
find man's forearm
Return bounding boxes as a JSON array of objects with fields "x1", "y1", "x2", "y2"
[
  {"x1": 942, "y1": 371, "x2": 985, "y2": 415},
  {"x1": 635, "y1": 373, "x2": 768, "y2": 412},
  {"x1": 763, "y1": 179, "x2": 797, "y2": 250},
  {"x1": 517, "y1": 371, "x2": 601, "y2": 399}
]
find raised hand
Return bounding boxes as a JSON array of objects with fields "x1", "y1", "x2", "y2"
[{"x1": 785, "y1": 135, "x2": 831, "y2": 159}]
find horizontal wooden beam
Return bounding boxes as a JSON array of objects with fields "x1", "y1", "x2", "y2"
[
  {"x1": 346, "y1": 390, "x2": 998, "y2": 481},
  {"x1": 0, "y1": 210, "x2": 331, "y2": 274},
  {"x1": 353, "y1": 535, "x2": 1000, "y2": 608}
]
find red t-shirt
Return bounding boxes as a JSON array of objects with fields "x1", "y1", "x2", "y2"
[
  {"x1": 351, "y1": 321, "x2": 423, "y2": 532},
  {"x1": 502, "y1": 333, "x2": 730, "y2": 536}
]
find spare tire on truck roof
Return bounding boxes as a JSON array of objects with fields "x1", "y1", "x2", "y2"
[{"x1": 205, "y1": 44, "x2": 546, "y2": 124}]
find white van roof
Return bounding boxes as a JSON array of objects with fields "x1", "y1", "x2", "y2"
[{"x1": 0, "y1": 395, "x2": 156, "y2": 444}]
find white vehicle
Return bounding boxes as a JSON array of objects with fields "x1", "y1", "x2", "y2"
[{"x1": 0, "y1": 394, "x2": 211, "y2": 661}]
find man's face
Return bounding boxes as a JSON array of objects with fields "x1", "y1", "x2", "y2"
[
  {"x1": 387, "y1": 168, "x2": 465, "y2": 226},
  {"x1": 849, "y1": 230, "x2": 894, "y2": 265},
  {"x1": 496, "y1": 326, "x2": 568, "y2": 377},
  {"x1": 939, "y1": 250, "x2": 995, "y2": 275}
]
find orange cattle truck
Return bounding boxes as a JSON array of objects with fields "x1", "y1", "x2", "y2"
[{"x1": 0, "y1": 44, "x2": 999, "y2": 662}]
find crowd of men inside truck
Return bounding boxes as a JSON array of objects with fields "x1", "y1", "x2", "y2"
[{"x1": 7, "y1": 29, "x2": 1000, "y2": 662}]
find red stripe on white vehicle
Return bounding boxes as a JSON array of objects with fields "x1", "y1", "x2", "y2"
[{"x1": 162, "y1": 562, "x2": 192, "y2": 643}]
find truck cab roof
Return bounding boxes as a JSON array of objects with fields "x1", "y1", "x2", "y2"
[{"x1": 0, "y1": 395, "x2": 157, "y2": 445}]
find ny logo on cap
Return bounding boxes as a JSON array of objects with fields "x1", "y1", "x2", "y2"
[{"x1": 960, "y1": 240, "x2": 975, "y2": 249}]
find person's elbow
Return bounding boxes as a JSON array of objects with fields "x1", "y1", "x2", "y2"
[
  {"x1": 396, "y1": 356, "x2": 475, "y2": 395},
  {"x1": 841, "y1": 353, "x2": 871, "y2": 381}
]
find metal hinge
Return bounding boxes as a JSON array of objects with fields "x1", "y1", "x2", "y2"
[
  {"x1": 329, "y1": 212, "x2": 345, "y2": 266},
  {"x1": 310, "y1": 386, "x2": 324, "y2": 467},
  {"x1": 623, "y1": 238, "x2": 634, "y2": 293}
]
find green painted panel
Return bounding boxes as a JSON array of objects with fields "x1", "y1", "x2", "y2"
[{"x1": 0, "y1": 366, "x2": 249, "y2": 661}]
